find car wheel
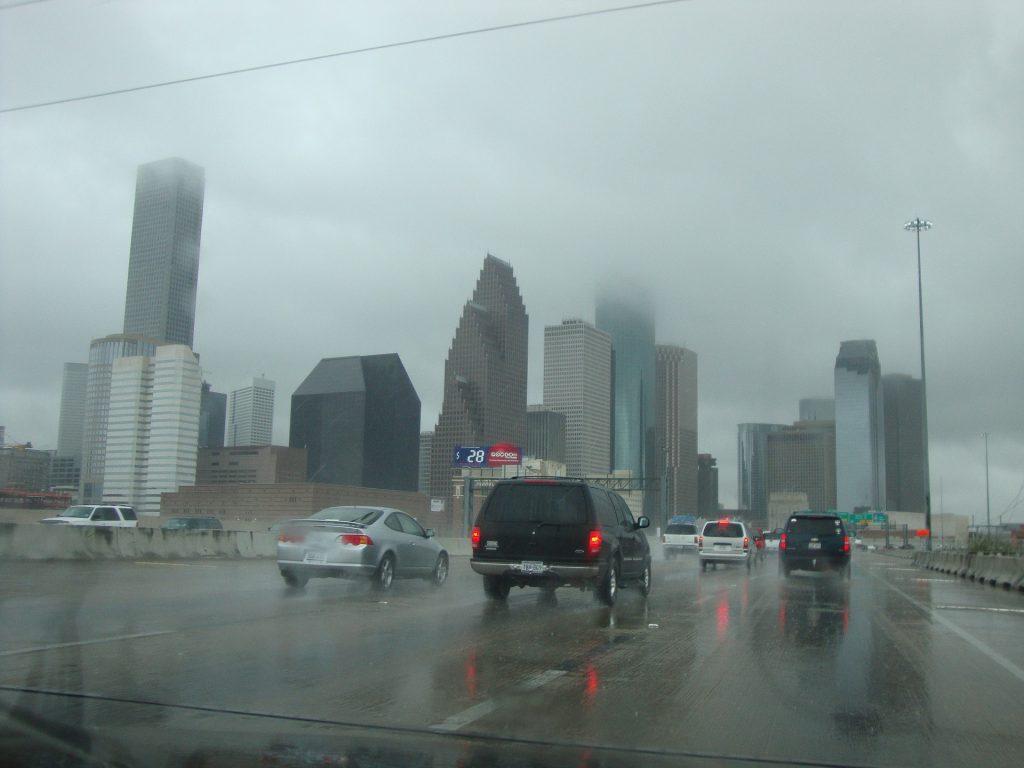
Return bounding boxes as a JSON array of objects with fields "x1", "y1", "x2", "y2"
[
  {"x1": 282, "y1": 570, "x2": 308, "y2": 589},
  {"x1": 483, "y1": 574, "x2": 510, "y2": 600},
  {"x1": 597, "y1": 560, "x2": 619, "y2": 606},
  {"x1": 430, "y1": 553, "x2": 449, "y2": 588},
  {"x1": 372, "y1": 553, "x2": 395, "y2": 591},
  {"x1": 638, "y1": 560, "x2": 652, "y2": 597}
]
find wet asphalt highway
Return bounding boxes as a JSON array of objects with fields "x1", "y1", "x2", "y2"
[{"x1": 1, "y1": 550, "x2": 1023, "y2": 767}]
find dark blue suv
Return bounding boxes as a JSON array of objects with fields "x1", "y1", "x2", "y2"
[{"x1": 779, "y1": 512, "x2": 851, "y2": 578}]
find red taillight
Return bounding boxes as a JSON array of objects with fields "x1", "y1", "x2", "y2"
[
  {"x1": 843, "y1": 535, "x2": 850, "y2": 553},
  {"x1": 743, "y1": 536, "x2": 749, "y2": 550},
  {"x1": 587, "y1": 530, "x2": 602, "y2": 556},
  {"x1": 698, "y1": 535, "x2": 703, "y2": 549},
  {"x1": 339, "y1": 534, "x2": 373, "y2": 546},
  {"x1": 718, "y1": 517, "x2": 730, "y2": 525},
  {"x1": 780, "y1": 533, "x2": 787, "y2": 551},
  {"x1": 278, "y1": 532, "x2": 304, "y2": 543},
  {"x1": 471, "y1": 527, "x2": 481, "y2": 549}
]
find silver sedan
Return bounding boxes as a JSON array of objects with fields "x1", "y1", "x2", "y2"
[{"x1": 276, "y1": 506, "x2": 449, "y2": 590}]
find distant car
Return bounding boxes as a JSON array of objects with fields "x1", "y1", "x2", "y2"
[
  {"x1": 277, "y1": 506, "x2": 449, "y2": 591},
  {"x1": 698, "y1": 518, "x2": 753, "y2": 572},
  {"x1": 866, "y1": 544, "x2": 878, "y2": 551},
  {"x1": 40, "y1": 505, "x2": 138, "y2": 528},
  {"x1": 764, "y1": 531, "x2": 781, "y2": 553},
  {"x1": 162, "y1": 516, "x2": 223, "y2": 530},
  {"x1": 470, "y1": 477, "x2": 651, "y2": 605},
  {"x1": 662, "y1": 521, "x2": 699, "y2": 558},
  {"x1": 779, "y1": 512, "x2": 850, "y2": 579}
]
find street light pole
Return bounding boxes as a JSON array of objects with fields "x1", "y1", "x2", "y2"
[
  {"x1": 904, "y1": 218, "x2": 933, "y2": 551},
  {"x1": 984, "y1": 431, "x2": 991, "y2": 533}
]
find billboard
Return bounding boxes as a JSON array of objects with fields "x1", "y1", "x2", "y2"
[{"x1": 452, "y1": 443, "x2": 522, "y2": 468}]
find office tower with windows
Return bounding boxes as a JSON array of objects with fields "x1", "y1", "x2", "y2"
[
  {"x1": 227, "y1": 377, "x2": 275, "y2": 447},
  {"x1": 834, "y1": 340, "x2": 886, "y2": 513},
  {"x1": 799, "y1": 397, "x2": 835, "y2": 422},
  {"x1": 79, "y1": 334, "x2": 160, "y2": 502},
  {"x1": 429, "y1": 255, "x2": 528, "y2": 523},
  {"x1": 542, "y1": 319, "x2": 612, "y2": 477},
  {"x1": 200, "y1": 381, "x2": 227, "y2": 449},
  {"x1": 697, "y1": 453, "x2": 719, "y2": 518},
  {"x1": 290, "y1": 354, "x2": 420, "y2": 491},
  {"x1": 526, "y1": 405, "x2": 567, "y2": 465},
  {"x1": 766, "y1": 422, "x2": 837, "y2": 513},
  {"x1": 737, "y1": 423, "x2": 786, "y2": 520},
  {"x1": 122, "y1": 158, "x2": 205, "y2": 347},
  {"x1": 656, "y1": 344, "x2": 698, "y2": 520},
  {"x1": 882, "y1": 373, "x2": 925, "y2": 512},
  {"x1": 102, "y1": 345, "x2": 201, "y2": 515},
  {"x1": 418, "y1": 432, "x2": 433, "y2": 494},
  {"x1": 595, "y1": 298, "x2": 656, "y2": 486}
]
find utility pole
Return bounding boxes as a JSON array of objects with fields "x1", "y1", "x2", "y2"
[
  {"x1": 984, "y1": 431, "x2": 991, "y2": 534},
  {"x1": 904, "y1": 218, "x2": 933, "y2": 550}
]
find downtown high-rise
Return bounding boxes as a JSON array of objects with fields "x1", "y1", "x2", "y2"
[
  {"x1": 882, "y1": 373, "x2": 925, "y2": 512},
  {"x1": 737, "y1": 422, "x2": 786, "y2": 521},
  {"x1": 429, "y1": 255, "x2": 528, "y2": 526},
  {"x1": 227, "y1": 377, "x2": 275, "y2": 447},
  {"x1": 290, "y1": 355, "x2": 420, "y2": 491},
  {"x1": 122, "y1": 158, "x2": 206, "y2": 347},
  {"x1": 655, "y1": 344, "x2": 698, "y2": 521},
  {"x1": 102, "y1": 345, "x2": 201, "y2": 515},
  {"x1": 834, "y1": 340, "x2": 886, "y2": 513},
  {"x1": 542, "y1": 319, "x2": 611, "y2": 478},
  {"x1": 595, "y1": 298, "x2": 656, "y2": 486}
]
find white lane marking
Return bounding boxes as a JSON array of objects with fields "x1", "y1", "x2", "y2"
[
  {"x1": 430, "y1": 669, "x2": 567, "y2": 732},
  {"x1": 0, "y1": 631, "x2": 174, "y2": 658},
  {"x1": 876, "y1": 576, "x2": 1024, "y2": 686},
  {"x1": 935, "y1": 605, "x2": 1024, "y2": 616},
  {"x1": 134, "y1": 561, "x2": 219, "y2": 568},
  {"x1": 431, "y1": 700, "x2": 499, "y2": 732}
]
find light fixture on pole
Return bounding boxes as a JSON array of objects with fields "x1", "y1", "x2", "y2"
[{"x1": 904, "y1": 217, "x2": 933, "y2": 551}]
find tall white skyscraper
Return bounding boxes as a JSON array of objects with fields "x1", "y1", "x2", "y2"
[
  {"x1": 834, "y1": 340, "x2": 886, "y2": 513},
  {"x1": 227, "y1": 377, "x2": 275, "y2": 447},
  {"x1": 103, "y1": 345, "x2": 201, "y2": 515},
  {"x1": 80, "y1": 334, "x2": 160, "y2": 502},
  {"x1": 543, "y1": 319, "x2": 612, "y2": 477}
]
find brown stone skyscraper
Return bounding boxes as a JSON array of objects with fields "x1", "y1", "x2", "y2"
[{"x1": 429, "y1": 255, "x2": 528, "y2": 532}]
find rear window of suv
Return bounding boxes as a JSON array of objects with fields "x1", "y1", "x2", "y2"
[
  {"x1": 667, "y1": 524, "x2": 696, "y2": 535},
  {"x1": 702, "y1": 522, "x2": 744, "y2": 538},
  {"x1": 786, "y1": 516, "x2": 843, "y2": 535},
  {"x1": 484, "y1": 484, "x2": 587, "y2": 525}
]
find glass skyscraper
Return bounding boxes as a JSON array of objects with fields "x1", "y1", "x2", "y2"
[
  {"x1": 227, "y1": 377, "x2": 275, "y2": 447},
  {"x1": 737, "y1": 422, "x2": 786, "y2": 520},
  {"x1": 882, "y1": 373, "x2": 925, "y2": 512},
  {"x1": 595, "y1": 298, "x2": 655, "y2": 484},
  {"x1": 122, "y1": 157, "x2": 205, "y2": 347},
  {"x1": 834, "y1": 340, "x2": 886, "y2": 513}
]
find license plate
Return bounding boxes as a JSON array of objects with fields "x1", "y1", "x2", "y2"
[
  {"x1": 519, "y1": 561, "x2": 545, "y2": 574},
  {"x1": 303, "y1": 551, "x2": 326, "y2": 563},
  {"x1": 715, "y1": 543, "x2": 730, "y2": 549},
  {"x1": 808, "y1": 542, "x2": 821, "y2": 550}
]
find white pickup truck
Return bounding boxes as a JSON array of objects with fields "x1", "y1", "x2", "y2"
[
  {"x1": 662, "y1": 521, "x2": 699, "y2": 558},
  {"x1": 40, "y1": 505, "x2": 139, "y2": 528}
]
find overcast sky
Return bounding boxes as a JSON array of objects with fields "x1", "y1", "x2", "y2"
[{"x1": 1, "y1": 0, "x2": 1021, "y2": 519}]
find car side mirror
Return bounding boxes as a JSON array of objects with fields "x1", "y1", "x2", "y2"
[
  {"x1": 636, "y1": 516, "x2": 650, "y2": 530},
  {"x1": 425, "y1": 528, "x2": 436, "y2": 538}
]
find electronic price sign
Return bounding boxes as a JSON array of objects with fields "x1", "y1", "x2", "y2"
[{"x1": 452, "y1": 443, "x2": 522, "y2": 468}]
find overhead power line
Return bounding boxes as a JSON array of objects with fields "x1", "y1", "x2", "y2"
[{"x1": 0, "y1": 0, "x2": 690, "y2": 114}]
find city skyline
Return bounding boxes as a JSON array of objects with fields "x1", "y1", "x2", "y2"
[{"x1": 2, "y1": 2, "x2": 1021, "y2": 520}]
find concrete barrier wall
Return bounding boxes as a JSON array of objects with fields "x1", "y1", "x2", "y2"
[
  {"x1": 912, "y1": 549, "x2": 1024, "y2": 593},
  {"x1": 0, "y1": 523, "x2": 473, "y2": 561}
]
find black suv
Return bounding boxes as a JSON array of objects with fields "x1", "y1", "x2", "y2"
[
  {"x1": 779, "y1": 512, "x2": 851, "y2": 578},
  {"x1": 470, "y1": 478, "x2": 652, "y2": 605}
]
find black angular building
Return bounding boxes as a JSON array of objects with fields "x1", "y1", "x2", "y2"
[{"x1": 290, "y1": 354, "x2": 420, "y2": 491}]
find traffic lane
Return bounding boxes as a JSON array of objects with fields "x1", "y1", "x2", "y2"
[
  {"x1": 446, "y1": 554, "x2": 1024, "y2": 768},
  {"x1": 2, "y1": 554, "x2": 1024, "y2": 767}
]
